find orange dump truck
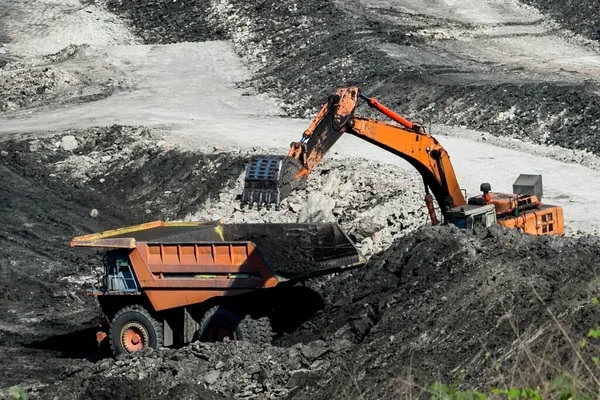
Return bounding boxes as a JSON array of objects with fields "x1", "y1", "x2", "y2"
[{"x1": 70, "y1": 220, "x2": 366, "y2": 355}]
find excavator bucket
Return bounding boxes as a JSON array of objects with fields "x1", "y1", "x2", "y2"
[
  {"x1": 241, "y1": 155, "x2": 307, "y2": 205},
  {"x1": 241, "y1": 88, "x2": 355, "y2": 206}
]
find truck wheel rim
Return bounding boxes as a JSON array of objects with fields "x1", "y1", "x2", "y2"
[{"x1": 121, "y1": 322, "x2": 149, "y2": 353}]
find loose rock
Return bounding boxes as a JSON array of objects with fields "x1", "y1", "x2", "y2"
[{"x1": 61, "y1": 135, "x2": 78, "y2": 151}]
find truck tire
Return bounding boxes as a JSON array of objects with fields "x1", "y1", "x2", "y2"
[
  {"x1": 109, "y1": 305, "x2": 163, "y2": 356},
  {"x1": 197, "y1": 305, "x2": 272, "y2": 344},
  {"x1": 251, "y1": 316, "x2": 273, "y2": 343}
]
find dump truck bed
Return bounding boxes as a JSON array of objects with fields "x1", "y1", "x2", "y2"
[{"x1": 71, "y1": 221, "x2": 366, "y2": 281}]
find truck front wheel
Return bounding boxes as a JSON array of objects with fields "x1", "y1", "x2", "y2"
[
  {"x1": 110, "y1": 305, "x2": 163, "y2": 355},
  {"x1": 197, "y1": 305, "x2": 272, "y2": 344}
]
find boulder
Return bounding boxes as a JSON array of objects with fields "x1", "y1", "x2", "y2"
[{"x1": 61, "y1": 135, "x2": 79, "y2": 151}]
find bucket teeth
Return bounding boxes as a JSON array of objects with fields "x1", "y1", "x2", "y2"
[{"x1": 241, "y1": 155, "x2": 306, "y2": 206}]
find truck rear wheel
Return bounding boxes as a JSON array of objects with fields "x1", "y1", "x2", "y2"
[
  {"x1": 197, "y1": 305, "x2": 272, "y2": 344},
  {"x1": 110, "y1": 305, "x2": 163, "y2": 355}
]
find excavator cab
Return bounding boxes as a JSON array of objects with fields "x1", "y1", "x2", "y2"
[
  {"x1": 446, "y1": 204, "x2": 497, "y2": 231},
  {"x1": 448, "y1": 175, "x2": 564, "y2": 236}
]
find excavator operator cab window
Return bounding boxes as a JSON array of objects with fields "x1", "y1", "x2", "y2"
[
  {"x1": 472, "y1": 213, "x2": 486, "y2": 228},
  {"x1": 474, "y1": 210, "x2": 497, "y2": 228},
  {"x1": 448, "y1": 206, "x2": 496, "y2": 231},
  {"x1": 541, "y1": 212, "x2": 554, "y2": 233},
  {"x1": 452, "y1": 217, "x2": 468, "y2": 230}
]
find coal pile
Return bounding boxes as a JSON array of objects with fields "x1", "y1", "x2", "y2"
[
  {"x1": 220, "y1": 224, "x2": 364, "y2": 279},
  {"x1": 280, "y1": 225, "x2": 600, "y2": 398},
  {"x1": 35, "y1": 339, "x2": 349, "y2": 399},
  {"x1": 30, "y1": 225, "x2": 600, "y2": 399},
  {"x1": 101, "y1": 0, "x2": 227, "y2": 44}
]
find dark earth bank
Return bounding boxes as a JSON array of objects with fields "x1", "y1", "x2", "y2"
[
  {"x1": 0, "y1": 125, "x2": 244, "y2": 390},
  {"x1": 30, "y1": 224, "x2": 600, "y2": 399},
  {"x1": 97, "y1": 0, "x2": 600, "y2": 156},
  {"x1": 520, "y1": 0, "x2": 600, "y2": 41}
]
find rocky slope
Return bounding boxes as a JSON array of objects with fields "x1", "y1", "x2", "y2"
[
  {"x1": 520, "y1": 0, "x2": 600, "y2": 40},
  {"x1": 97, "y1": 0, "x2": 600, "y2": 157},
  {"x1": 0, "y1": 45, "x2": 125, "y2": 113}
]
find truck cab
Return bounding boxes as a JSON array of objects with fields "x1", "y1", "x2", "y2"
[{"x1": 103, "y1": 250, "x2": 140, "y2": 294}]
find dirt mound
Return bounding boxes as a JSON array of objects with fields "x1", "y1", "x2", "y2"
[
  {"x1": 97, "y1": 0, "x2": 600, "y2": 156},
  {"x1": 0, "y1": 45, "x2": 126, "y2": 113},
  {"x1": 36, "y1": 340, "x2": 340, "y2": 399},
  {"x1": 279, "y1": 225, "x2": 600, "y2": 398},
  {"x1": 520, "y1": 0, "x2": 600, "y2": 41}
]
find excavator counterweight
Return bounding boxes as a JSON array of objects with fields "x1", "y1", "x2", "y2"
[{"x1": 240, "y1": 86, "x2": 564, "y2": 236}]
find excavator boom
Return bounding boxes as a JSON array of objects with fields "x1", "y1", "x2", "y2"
[{"x1": 241, "y1": 87, "x2": 465, "y2": 221}]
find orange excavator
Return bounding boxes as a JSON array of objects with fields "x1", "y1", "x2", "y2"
[{"x1": 241, "y1": 86, "x2": 564, "y2": 236}]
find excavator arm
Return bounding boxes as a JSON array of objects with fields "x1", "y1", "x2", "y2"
[{"x1": 241, "y1": 86, "x2": 466, "y2": 223}]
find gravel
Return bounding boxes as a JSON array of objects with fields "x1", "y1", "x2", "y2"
[{"x1": 0, "y1": 45, "x2": 125, "y2": 113}]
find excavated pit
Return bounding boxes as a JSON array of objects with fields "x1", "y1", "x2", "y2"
[
  {"x1": 0, "y1": 126, "x2": 245, "y2": 390},
  {"x1": 3, "y1": 126, "x2": 600, "y2": 400},
  {"x1": 3, "y1": 0, "x2": 600, "y2": 398}
]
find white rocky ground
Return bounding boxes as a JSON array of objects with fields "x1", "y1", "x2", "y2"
[
  {"x1": 0, "y1": 44, "x2": 127, "y2": 112},
  {"x1": 186, "y1": 157, "x2": 428, "y2": 257},
  {"x1": 38, "y1": 127, "x2": 429, "y2": 257}
]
